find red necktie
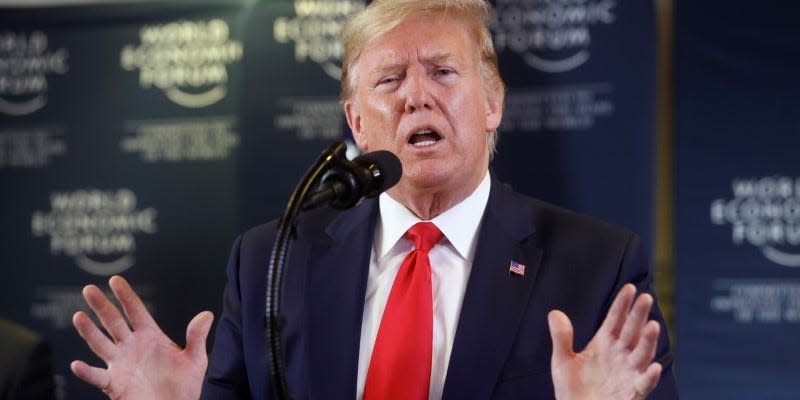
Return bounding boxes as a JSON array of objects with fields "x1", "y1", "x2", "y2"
[{"x1": 364, "y1": 222, "x2": 443, "y2": 400}]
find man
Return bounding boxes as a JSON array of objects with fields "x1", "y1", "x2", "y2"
[{"x1": 72, "y1": 0, "x2": 677, "y2": 399}]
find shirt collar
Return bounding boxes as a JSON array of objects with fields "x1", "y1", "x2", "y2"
[{"x1": 375, "y1": 171, "x2": 491, "y2": 261}]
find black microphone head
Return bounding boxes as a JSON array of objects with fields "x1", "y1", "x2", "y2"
[{"x1": 352, "y1": 150, "x2": 402, "y2": 197}]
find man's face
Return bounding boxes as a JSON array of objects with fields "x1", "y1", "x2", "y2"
[{"x1": 344, "y1": 15, "x2": 502, "y2": 201}]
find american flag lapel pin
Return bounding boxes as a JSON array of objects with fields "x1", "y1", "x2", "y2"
[{"x1": 509, "y1": 260, "x2": 526, "y2": 276}]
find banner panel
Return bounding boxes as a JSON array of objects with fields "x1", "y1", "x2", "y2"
[
  {"x1": 675, "y1": 1, "x2": 800, "y2": 398},
  {"x1": 235, "y1": 0, "x2": 365, "y2": 228},
  {"x1": 0, "y1": 3, "x2": 246, "y2": 398},
  {"x1": 490, "y1": 0, "x2": 656, "y2": 250}
]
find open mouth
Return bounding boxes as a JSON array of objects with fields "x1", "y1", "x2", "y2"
[{"x1": 408, "y1": 129, "x2": 441, "y2": 147}]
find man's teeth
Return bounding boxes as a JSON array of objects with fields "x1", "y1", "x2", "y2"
[{"x1": 410, "y1": 129, "x2": 439, "y2": 146}]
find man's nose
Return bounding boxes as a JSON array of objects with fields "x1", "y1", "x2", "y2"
[{"x1": 402, "y1": 70, "x2": 433, "y2": 113}]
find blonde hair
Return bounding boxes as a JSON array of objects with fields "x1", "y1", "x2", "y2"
[{"x1": 340, "y1": 0, "x2": 505, "y2": 153}]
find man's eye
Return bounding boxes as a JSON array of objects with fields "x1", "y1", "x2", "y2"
[
  {"x1": 378, "y1": 76, "x2": 399, "y2": 85},
  {"x1": 436, "y1": 68, "x2": 455, "y2": 76}
]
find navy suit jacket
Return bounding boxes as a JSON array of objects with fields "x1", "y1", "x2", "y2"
[{"x1": 202, "y1": 177, "x2": 678, "y2": 399}]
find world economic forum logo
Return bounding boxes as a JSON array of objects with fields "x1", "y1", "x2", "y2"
[
  {"x1": 31, "y1": 189, "x2": 158, "y2": 275},
  {"x1": 273, "y1": 0, "x2": 365, "y2": 80},
  {"x1": 0, "y1": 31, "x2": 68, "y2": 116},
  {"x1": 492, "y1": 0, "x2": 616, "y2": 73},
  {"x1": 120, "y1": 19, "x2": 243, "y2": 108},
  {"x1": 711, "y1": 176, "x2": 800, "y2": 267}
]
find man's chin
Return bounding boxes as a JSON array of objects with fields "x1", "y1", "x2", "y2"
[{"x1": 396, "y1": 172, "x2": 464, "y2": 198}]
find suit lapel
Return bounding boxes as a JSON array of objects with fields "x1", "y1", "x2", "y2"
[
  {"x1": 303, "y1": 200, "x2": 378, "y2": 399},
  {"x1": 442, "y1": 179, "x2": 542, "y2": 399}
]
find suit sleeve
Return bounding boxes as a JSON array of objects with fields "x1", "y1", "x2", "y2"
[
  {"x1": 201, "y1": 235, "x2": 254, "y2": 399},
  {"x1": 615, "y1": 234, "x2": 679, "y2": 400}
]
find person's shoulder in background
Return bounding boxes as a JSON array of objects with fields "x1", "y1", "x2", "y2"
[{"x1": 0, "y1": 318, "x2": 56, "y2": 400}]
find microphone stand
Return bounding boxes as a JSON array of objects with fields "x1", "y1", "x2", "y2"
[{"x1": 265, "y1": 141, "x2": 348, "y2": 400}]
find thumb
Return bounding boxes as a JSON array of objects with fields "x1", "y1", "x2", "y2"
[
  {"x1": 548, "y1": 309, "x2": 575, "y2": 366},
  {"x1": 185, "y1": 311, "x2": 214, "y2": 361}
]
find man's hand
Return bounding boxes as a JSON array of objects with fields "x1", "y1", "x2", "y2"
[
  {"x1": 548, "y1": 284, "x2": 663, "y2": 400},
  {"x1": 71, "y1": 275, "x2": 213, "y2": 400}
]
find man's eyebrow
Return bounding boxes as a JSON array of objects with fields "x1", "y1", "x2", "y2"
[
  {"x1": 419, "y1": 50, "x2": 457, "y2": 64},
  {"x1": 367, "y1": 51, "x2": 460, "y2": 82},
  {"x1": 369, "y1": 59, "x2": 405, "y2": 80}
]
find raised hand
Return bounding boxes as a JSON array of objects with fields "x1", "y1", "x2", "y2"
[
  {"x1": 71, "y1": 275, "x2": 213, "y2": 400},
  {"x1": 548, "y1": 284, "x2": 663, "y2": 400}
]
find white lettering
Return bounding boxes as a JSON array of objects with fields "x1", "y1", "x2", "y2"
[
  {"x1": 140, "y1": 20, "x2": 229, "y2": 45},
  {"x1": 294, "y1": 0, "x2": 364, "y2": 17}
]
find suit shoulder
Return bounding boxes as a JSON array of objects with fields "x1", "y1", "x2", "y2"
[
  {"x1": 237, "y1": 199, "x2": 375, "y2": 250},
  {"x1": 509, "y1": 190, "x2": 636, "y2": 245},
  {"x1": 239, "y1": 220, "x2": 277, "y2": 248},
  {"x1": 235, "y1": 204, "x2": 345, "y2": 257}
]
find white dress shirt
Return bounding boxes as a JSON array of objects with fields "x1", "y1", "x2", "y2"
[{"x1": 356, "y1": 172, "x2": 491, "y2": 400}]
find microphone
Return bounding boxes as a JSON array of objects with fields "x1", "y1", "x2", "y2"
[
  {"x1": 302, "y1": 150, "x2": 402, "y2": 210},
  {"x1": 266, "y1": 142, "x2": 400, "y2": 399}
]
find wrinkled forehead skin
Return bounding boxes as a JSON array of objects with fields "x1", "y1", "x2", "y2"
[{"x1": 340, "y1": 0, "x2": 503, "y2": 103}]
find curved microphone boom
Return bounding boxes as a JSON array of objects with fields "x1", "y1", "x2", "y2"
[
  {"x1": 302, "y1": 150, "x2": 402, "y2": 210},
  {"x1": 265, "y1": 142, "x2": 401, "y2": 400}
]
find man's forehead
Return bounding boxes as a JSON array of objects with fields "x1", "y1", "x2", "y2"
[
  {"x1": 364, "y1": 16, "x2": 473, "y2": 56},
  {"x1": 369, "y1": 50, "x2": 460, "y2": 71}
]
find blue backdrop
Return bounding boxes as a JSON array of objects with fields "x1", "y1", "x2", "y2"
[
  {"x1": 675, "y1": 1, "x2": 800, "y2": 398},
  {"x1": 0, "y1": 2, "x2": 244, "y2": 398}
]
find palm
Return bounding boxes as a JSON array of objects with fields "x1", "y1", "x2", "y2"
[
  {"x1": 72, "y1": 276, "x2": 213, "y2": 400},
  {"x1": 548, "y1": 284, "x2": 663, "y2": 400},
  {"x1": 101, "y1": 325, "x2": 205, "y2": 399}
]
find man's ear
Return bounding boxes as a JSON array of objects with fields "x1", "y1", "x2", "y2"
[
  {"x1": 484, "y1": 88, "x2": 504, "y2": 132},
  {"x1": 344, "y1": 100, "x2": 368, "y2": 151}
]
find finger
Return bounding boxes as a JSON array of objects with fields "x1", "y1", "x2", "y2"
[
  {"x1": 83, "y1": 284, "x2": 131, "y2": 342},
  {"x1": 70, "y1": 360, "x2": 110, "y2": 391},
  {"x1": 185, "y1": 311, "x2": 214, "y2": 362},
  {"x1": 597, "y1": 284, "x2": 636, "y2": 338},
  {"x1": 619, "y1": 293, "x2": 653, "y2": 350},
  {"x1": 633, "y1": 362, "x2": 662, "y2": 399},
  {"x1": 72, "y1": 311, "x2": 115, "y2": 360},
  {"x1": 548, "y1": 310, "x2": 575, "y2": 366},
  {"x1": 109, "y1": 275, "x2": 158, "y2": 330},
  {"x1": 629, "y1": 320, "x2": 661, "y2": 369}
]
